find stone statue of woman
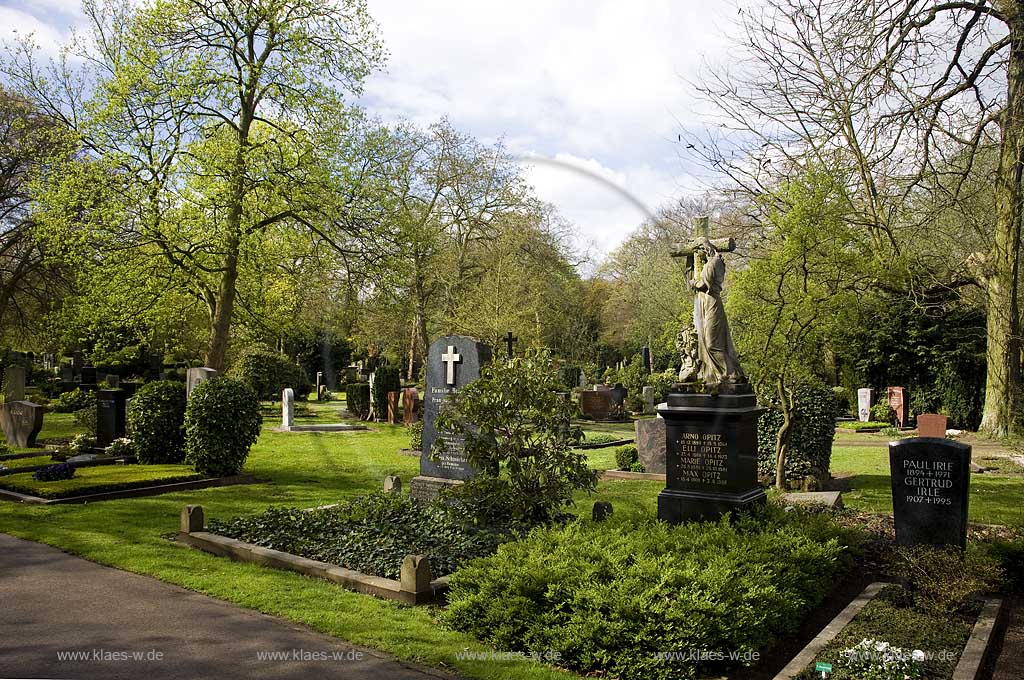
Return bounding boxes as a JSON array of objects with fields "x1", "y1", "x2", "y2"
[{"x1": 690, "y1": 237, "x2": 745, "y2": 385}]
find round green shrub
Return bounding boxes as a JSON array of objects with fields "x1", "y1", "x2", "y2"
[
  {"x1": 614, "y1": 444, "x2": 639, "y2": 470},
  {"x1": 870, "y1": 400, "x2": 894, "y2": 423},
  {"x1": 346, "y1": 382, "x2": 370, "y2": 419},
  {"x1": 757, "y1": 380, "x2": 836, "y2": 481},
  {"x1": 559, "y1": 364, "x2": 580, "y2": 390},
  {"x1": 185, "y1": 377, "x2": 261, "y2": 477},
  {"x1": 229, "y1": 345, "x2": 308, "y2": 400},
  {"x1": 371, "y1": 365, "x2": 401, "y2": 419},
  {"x1": 53, "y1": 388, "x2": 96, "y2": 413},
  {"x1": 73, "y1": 407, "x2": 97, "y2": 436},
  {"x1": 127, "y1": 380, "x2": 186, "y2": 464}
]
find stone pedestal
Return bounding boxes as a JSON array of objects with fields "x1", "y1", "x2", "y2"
[{"x1": 657, "y1": 390, "x2": 766, "y2": 524}]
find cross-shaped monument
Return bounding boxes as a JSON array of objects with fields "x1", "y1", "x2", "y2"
[
  {"x1": 441, "y1": 345, "x2": 462, "y2": 386},
  {"x1": 503, "y1": 331, "x2": 518, "y2": 358},
  {"x1": 669, "y1": 216, "x2": 735, "y2": 273}
]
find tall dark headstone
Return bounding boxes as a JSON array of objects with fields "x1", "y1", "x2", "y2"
[
  {"x1": 888, "y1": 386, "x2": 908, "y2": 427},
  {"x1": 889, "y1": 438, "x2": 971, "y2": 549},
  {"x1": 0, "y1": 401, "x2": 43, "y2": 448},
  {"x1": 96, "y1": 389, "x2": 127, "y2": 448},
  {"x1": 81, "y1": 365, "x2": 97, "y2": 388},
  {"x1": 657, "y1": 391, "x2": 766, "y2": 523},
  {"x1": 410, "y1": 335, "x2": 491, "y2": 503},
  {"x1": 642, "y1": 345, "x2": 652, "y2": 374}
]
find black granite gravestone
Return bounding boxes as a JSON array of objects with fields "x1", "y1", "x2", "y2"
[
  {"x1": 410, "y1": 335, "x2": 491, "y2": 502},
  {"x1": 81, "y1": 365, "x2": 97, "y2": 386},
  {"x1": 0, "y1": 401, "x2": 43, "y2": 448},
  {"x1": 889, "y1": 437, "x2": 971, "y2": 549},
  {"x1": 657, "y1": 390, "x2": 766, "y2": 523},
  {"x1": 96, "y1": 389, "x2": 127, "y2": 448}
]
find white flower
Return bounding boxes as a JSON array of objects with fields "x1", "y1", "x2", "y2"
[
  {"x1": 912, "y1": 650, "x2": 925, "y2": 662},
  {"x1": 875, "y1": 641, "x2": 890, "y2": 652}
]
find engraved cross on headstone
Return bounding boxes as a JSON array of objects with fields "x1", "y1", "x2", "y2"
[{"x1": 441, "y1": 345, "x2": 462, "y2": 386}]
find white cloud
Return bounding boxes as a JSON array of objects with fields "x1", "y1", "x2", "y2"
[{"x1": 361, "y1": 0, "x2": 741, "y2": 259}]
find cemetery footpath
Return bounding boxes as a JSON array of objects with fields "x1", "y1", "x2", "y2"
[{"x1": 0, "y1": 534, "x2": 445, "y2": 680}]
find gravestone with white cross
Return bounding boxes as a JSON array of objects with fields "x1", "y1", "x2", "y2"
[{"x1": 410, "y1": 335, "x2": 492, "y2": 503}]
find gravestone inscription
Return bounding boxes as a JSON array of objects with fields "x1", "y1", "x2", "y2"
[
  {"x1": 889, "y1": 437, "x2": 970, "y2": 549},
  {"x1": 410, "y1": 336, "x2": 491, "y2": 503},
  {"x1": 96, "y1": 389, "x2": 127, "y2": 448},
  {"x1": 0, "y1": 401, "x2": 43, "y2": 448}
]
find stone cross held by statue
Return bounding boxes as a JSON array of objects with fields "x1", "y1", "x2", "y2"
[
  {"x1": 670, "y1": 216, "x2": 735, "y2": 273},
  {"x1": 441, "y1": 345, "x2": 462, "y2": 386},
  {"x1": 503, "y1": 332, "x2": 517, "y2": 358}
]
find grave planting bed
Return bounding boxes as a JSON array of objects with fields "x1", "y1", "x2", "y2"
[
  {"x1": 783, "y1": 583, "x2": 1001, "y2": 680},
  {"x1": 0, "y1": 464, "x2": 256, "y2": 504}
]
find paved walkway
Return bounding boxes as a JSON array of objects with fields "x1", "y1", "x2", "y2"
[{"x1": 0, "y1": 534, "x2": 451, "y2": 680}]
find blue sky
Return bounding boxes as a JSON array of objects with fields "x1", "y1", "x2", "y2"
[{"x1": 2, "y1": 0, "x2": 740, "y2": 259}]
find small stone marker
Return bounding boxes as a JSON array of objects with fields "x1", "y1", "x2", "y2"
[
  {"x1": 282, "y1": 388, "x2": 294, "y2": 429},
  {"x1": 889, "y1": 437, "x2": 971, "y2": 549},
  {"x1": 181, "y1": 505, "x2": 205, "y2": 534},
  {"x1": 857, "y1": 388, "x2": 873, "y2": 422},
  {"x1": 96, "y1": 389, "x2": 128, "y2": 448},
  {"x1": 579, "y1": 390, "x2": 613, "y2": 421},
  {"x1": 81, "y1": 365, "x2": 97, "y2": 386},
  {"x1": 0, "y1": 401, "x2": 43, "y2": 448},
  {"x1": 917, "y1": 413, "x2": 948, "y2": 438},
  {"x1": 635, "y1": 415, "x2": 666, "y2": 474},
  {"x1": 399, "y1": 554, "x2": 432, "y2": 595},
  {"x1": 402, "y1": 388, "x2": 420, "y2": 425},
  {"x1": 642, "y1": 385, "x2": 656, "y2": 414},
  {"x1": 592, "y1": 501, "x2": 613, "y2": 521},
  {"x1": 186, "y1": 367, "x2": 217, "y2": 398},
  {"x1": 387, "y1": 391, "x2": 399, "y2": 424},
  {"x1": 383, "y1": 475, "x2": 402, "y2": 494},
  {"x1": 2, "y1": 365, "x2": 26, "y2": 402},
  {"x1": 888, "y1": 386, "x2": 908, "y2": 427},
  {"x1": 780, "y1": 491, "x2": 844, "y2": 509}
]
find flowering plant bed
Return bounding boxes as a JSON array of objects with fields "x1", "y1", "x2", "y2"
[{"x1": 791, "y1": 584, "x2": 978, "y2": 679}]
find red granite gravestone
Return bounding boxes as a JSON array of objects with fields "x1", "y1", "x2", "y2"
[
  {"x1": 917, "y1": 413, "x2": 948, "y2": 438},
  {"x1": 579, "y1": 390, "x2": 612, "y2": 421},
  {"x1": 387, "y1": 391, "x2": 399, "y2": 424},
  {"x1": 402, "y1": 388, "x2": 420, "y2": 425},
  {"x1": 888, "y1": 386, "x2": 908, "y2": 427}
]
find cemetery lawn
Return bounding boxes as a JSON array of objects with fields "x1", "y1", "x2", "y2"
[
  {"x1": 0, "y1": 454, "x2": 55, "y2": 470},
  {"x1": 832, "y1": 445, "x2": 1024, "y2": 527},
  {"x1": 0, "y1": 404, "x2": 585, "y2": 680},
  {"x1": 0, "y1": 464, "x2": 202, "y2": 498}
]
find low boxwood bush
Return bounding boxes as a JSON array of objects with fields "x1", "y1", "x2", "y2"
[
  {"x1": 757, "y1": 380, "x2": 836, "y2": 482},
  {"x1": 886, "y1": 545, "x2": 1005, "y2": 615},
  {"x1": 73, "y1": 407, "x2": 97, "y2": 437},
  {"x1": 346, "y1": 382, "x2": 370, "y2": 419},
  {"x1": 208, "y1": 492, "x2": 511, "y2": 579},
  {"x1": 614, "y1": 444, "x2": 638, "y2": 470},
  {"x1": 444, "y1": 505, "x2": 862, "y2": 680},
  {"x1": 53, "y1": 388, "x2": 96, "y2": 413},
  {"x1": 33, "y1": 462, "x2": 75, "y2": 482},
  {"x1": 184, "y1": 377, "x2": 261, "y2": 477},
  {"x1": 127, "y1": 380, "x2": 186, "y2": 464}
]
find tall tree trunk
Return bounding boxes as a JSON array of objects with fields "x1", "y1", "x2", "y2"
[
  {"x1": 775, "y1": 377, "x2": 794, "y2": 489},
  {"x1": 205, "y1": 237, "x2": 239, "y2": 372},
  {"x1": 982, "y1": 4, "x2": 1024, "y2": 437}
]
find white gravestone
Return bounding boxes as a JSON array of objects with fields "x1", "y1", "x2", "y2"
[
  {"x1": 857, "y1": 388, "x2": 874, "y2": 422},
  {"x1": 282, "y1": 388, "x2": 294, "y2": 429},
  {"x1": 186, "y1": 367, "x2": 218, "y2": 398}
]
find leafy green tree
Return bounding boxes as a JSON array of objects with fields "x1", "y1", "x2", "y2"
[
  {"x1": 435, "y1": 351, "x2": 597, "y2": 523},
  {"x1": 3, "y1": 0, "x2": 384, "y2": 371},
  {"x1": 729, "y1": 168, "x2": 869, "y2": 487}
]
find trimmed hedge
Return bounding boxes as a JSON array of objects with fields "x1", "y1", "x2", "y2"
[
  {"x1": 185, "y1": 377, "x2": 261, "y2": 477},
  {"x1": 53, "y1": 388, "x2": 96, "y2": 413},
  {"x1": 614, "y1": 444, "x2": 638, "y2": 470},
  {"x1": 757, "y1": 380, "x2": 837, "y2": 481},
  {"x1": 229, "y1": 345, "x2": 309, "y2": 400},
  {"x1": 127, "y1": 380, "x2": 186, "y2": 464},
  {"x1": 444, "y1": 506, "x2": 860, "y2": 680},
  {"x1": 371, "y1": 365, "x2": 401, "y2": 420},
  {"x1": 346, "y1": 382, "x2": 370, "y2": 420}
]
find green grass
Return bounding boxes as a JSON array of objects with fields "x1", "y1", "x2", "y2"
[
  {"x1": 0, "y1": 405, "x2": 581, "y2": 680},
  {"x1": 0, "y1": 464, "x2": 200, "y2": 498},
  {"x1": 831, "y1": 445, "x2": 1024, "y2": 526},
  {"x1": 0, "y1": 455, "x2": 54, "y2": 470}
]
